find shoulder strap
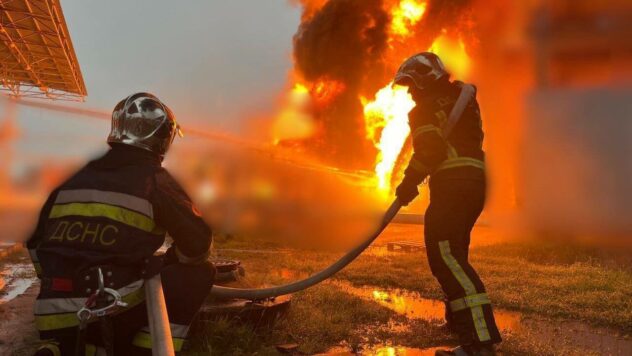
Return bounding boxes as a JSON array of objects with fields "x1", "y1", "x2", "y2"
[{"x1": 441, "y1": 84, "x2": 476, "y2": 138}]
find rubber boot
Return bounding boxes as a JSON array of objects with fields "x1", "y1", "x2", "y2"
[{"x1": 435, "y1": 345, "x2": 496, "y2": 356}]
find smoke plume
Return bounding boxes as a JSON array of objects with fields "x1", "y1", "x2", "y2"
[{"x1": 288, "y1": 0, "x2": 476, "y2": 169}]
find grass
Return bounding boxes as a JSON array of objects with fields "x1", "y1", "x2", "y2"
[{"x1": 184, "y1": 228, "x2": 632, "y2": 355}]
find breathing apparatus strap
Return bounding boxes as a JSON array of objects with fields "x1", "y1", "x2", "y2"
[{"x1": 441, "y1": 84, "x2": 476, "y2": 139}]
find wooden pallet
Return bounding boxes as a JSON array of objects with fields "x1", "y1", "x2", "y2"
[{"x1": 387, "y1": 240, "x2": 426, "y2": 252}]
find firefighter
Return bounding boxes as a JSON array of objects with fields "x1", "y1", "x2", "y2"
[
  {"x1": 393, "y1": 53, "x2": 501, "y2": 356},
  {"x1": 28, "y1": 93, "x2": 215, "y2": 355}
]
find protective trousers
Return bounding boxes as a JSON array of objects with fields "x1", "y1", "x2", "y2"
[
  {"x1": 37, "y1": 262, "x2": 214, "y2": 355},
  {"x1": 424, "y1": 177, "x2": 501, "y2": 347}
]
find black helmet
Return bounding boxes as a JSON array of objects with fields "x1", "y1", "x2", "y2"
[
  {"x1": 107, "y1": 92, "x2": 182, "y2": 157},
  {"x1": 394, "y1": 52, "x2": 449, "y2": 91}
]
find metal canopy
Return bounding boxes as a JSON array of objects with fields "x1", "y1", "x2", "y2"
[{"x1": 0, "y1": 0, "x2": 86, "y2": 100}]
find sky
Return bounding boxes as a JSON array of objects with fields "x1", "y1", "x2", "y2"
[{"x1": 6, "y1": 0, "x2": 301, "y2": 162}]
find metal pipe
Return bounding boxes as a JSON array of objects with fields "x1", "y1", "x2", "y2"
[
  {"x1": 209, "y1": 199, "x2": 402, "y2": 300},
  {"x1": 144, "y1": 275, "x2": 175, "y2": 356}
]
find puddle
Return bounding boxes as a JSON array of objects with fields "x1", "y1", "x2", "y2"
[
  {"x1": 331, "y1": 281, "x2": 632, "y2": 356},
  {"x1": 321, "y1": 345, "x2": 446, "y2": 355},
  {"x1": 332, "y1": 280, "x2": 521, "y2": 331},
  {"x1": 0, "y1": 261, "x2": 37, "y2": 304}
]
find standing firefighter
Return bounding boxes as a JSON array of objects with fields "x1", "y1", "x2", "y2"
[
  {"x1": 394, "y1": 53, "x2": 501, "y2": 356},
  {"x1": 27, "y1": 93, "x2": 215, "y2": 355}
]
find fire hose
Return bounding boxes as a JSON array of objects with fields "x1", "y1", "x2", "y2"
[
  {"x1": 207, "y1": 84, "x2": 475, "y2": 300},
  {"x1": 209, "y1": 199, "x2": 402, "y2": 300}
]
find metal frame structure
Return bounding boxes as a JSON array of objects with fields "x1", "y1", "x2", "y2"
[{"x1": 0, "y1": 0, "x2": 86, "y2": 101}]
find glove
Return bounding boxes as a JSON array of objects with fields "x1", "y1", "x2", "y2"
[{"x1": 395, "y1": 175, "x2": 421, "y2": 206}]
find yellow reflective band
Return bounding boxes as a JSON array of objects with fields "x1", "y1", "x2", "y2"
[
  {"x1": 449, "y1": 293, "x2": 491, "y2": 312},
  {"x1": 471, "y1": 305, "x2": 492, "y2": 342},
  {"x1": 409, "y1": 158, "x2": 430, "y2": 175},
  {"x1": 132, "y1": 330, "x2": 185, "y2": 351},
  {"x1": 49, "y1": 203, "x2": 164, "y2": 234},
  {"x1": 439, "y1": 241, "x2": 476, "y2": 295},
  {"x1": 55, "y1": 189, "x2": 154, "y2": 218},
  {"x1": 437, "y1": 157, "x2": 485, "y2": 172},
  {"x1": 438, "y1": 241, "x2": 491, "y2": 342},
  {"x1": 35, "y1": 285, "x2": 145, "y2": 331},
  {"x1": 413, "y1": 125, "x2": 442, "y2": 139},
  {"x1": 35, "y1": 312, "x2": 78, "y2": 332}
]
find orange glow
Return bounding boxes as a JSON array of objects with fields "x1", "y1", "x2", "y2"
[
  {"x1": 390, "y1": 0, "x2": 427, "y2": 38},
  {"x1": 277, "y1": 1, "x2": 473, "y2": 197},
  {"x1": 272, "y1": 83, "x2": 315, "y2": 144},
  {"x1": 363, "y1": 83, "x2": 416, "y2": 196},
  {"x1": 312, "y1": 79, "x2": 346, "y2": 106},
  {"x1": 429, "y1": 34, "x2": 472, "y2": 81}
]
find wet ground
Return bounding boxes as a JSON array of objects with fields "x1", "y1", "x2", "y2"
[
  {"x1": 0, "y1": 250, "x2": 37, "y2": 304},
  {"x1": 0, "y1": 248, "x2": 39, "y2": 355},
  {"x1": 323, "y1": 280, "x2": 632, "y2": 355},
  {"x1": 0, "y1": 220, "x2": 630, "y2": 355}
]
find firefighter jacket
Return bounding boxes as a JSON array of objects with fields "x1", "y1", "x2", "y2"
[
  {"x1": 402, "y1": 80, "x2": 486, "y2": 185},
  {"x1": 26, "y1": 145, "x2": 212, "y2": 332}
]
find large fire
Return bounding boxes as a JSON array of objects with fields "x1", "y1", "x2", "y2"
[
  {"x1": 363, "y1": 83, "x2": 415, "y2": 193},
  {"x1": 390, "y1": 0, "x2": 427, "y2": 38},
  {"x1": 275, "y1": 0, "x2": 473, "y2": 197}
]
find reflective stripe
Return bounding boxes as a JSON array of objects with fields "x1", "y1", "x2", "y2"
[
  {"x1": 132, "y1": 330, "x2": 185, "y2": 351},
  {"x1": 437, "y1": 157, "x2": 485, "y2": 172},
  {"x1": 449, "y1": 293, "x2": 491, "y2": 312},
  {"x1": 438, "y1": 241, "x2": 491, "y2": 342},
  {"x1": 49, "y1": 203, "x2": 164, "y2": 234},
  {"x1": 409, "y1": 158, "x2": 430, "y2": 175},
  {"x1": 438, "y1": 241, "x2": 476, "y2": 295},
  {"x1": 176, "y1": 246, "x2": 210, "y2": 265},
  {"x1": 35, "y1": 280, "x2": 144, "y2": 314},
  {"x1": 413, "y1": 125, "x2": 442, "y2": 139},
  {"x1": 56, "y1": 189, "x2": 153, "y2": 218},
  {"x1": 35, "y1": 281, "x2": 145, "y2": 331}
]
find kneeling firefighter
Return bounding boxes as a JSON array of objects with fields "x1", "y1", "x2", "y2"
[
  {"x1": 27, "y1": 93, "x2": 215, "y2": 355},
  {"x1": 393, "y1": 53, "x2": 501, "y2": 356}
]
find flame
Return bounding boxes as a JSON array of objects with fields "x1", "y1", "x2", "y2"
[
  {"x1": 390, "y1": 0, "x2": 427, "y2": 37},
  {"x1": 312, "y1": 79, "x2": 346, "y2": 106},
  {"x1": 363, "y1": 83, "x2": 416, "y2": 195},
  {"x1": 363, "y1": 32, "x2": 471, "y2": 196},
  {"x1": 276, "y1": 0, "x2": 473, "y2": 199}
]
